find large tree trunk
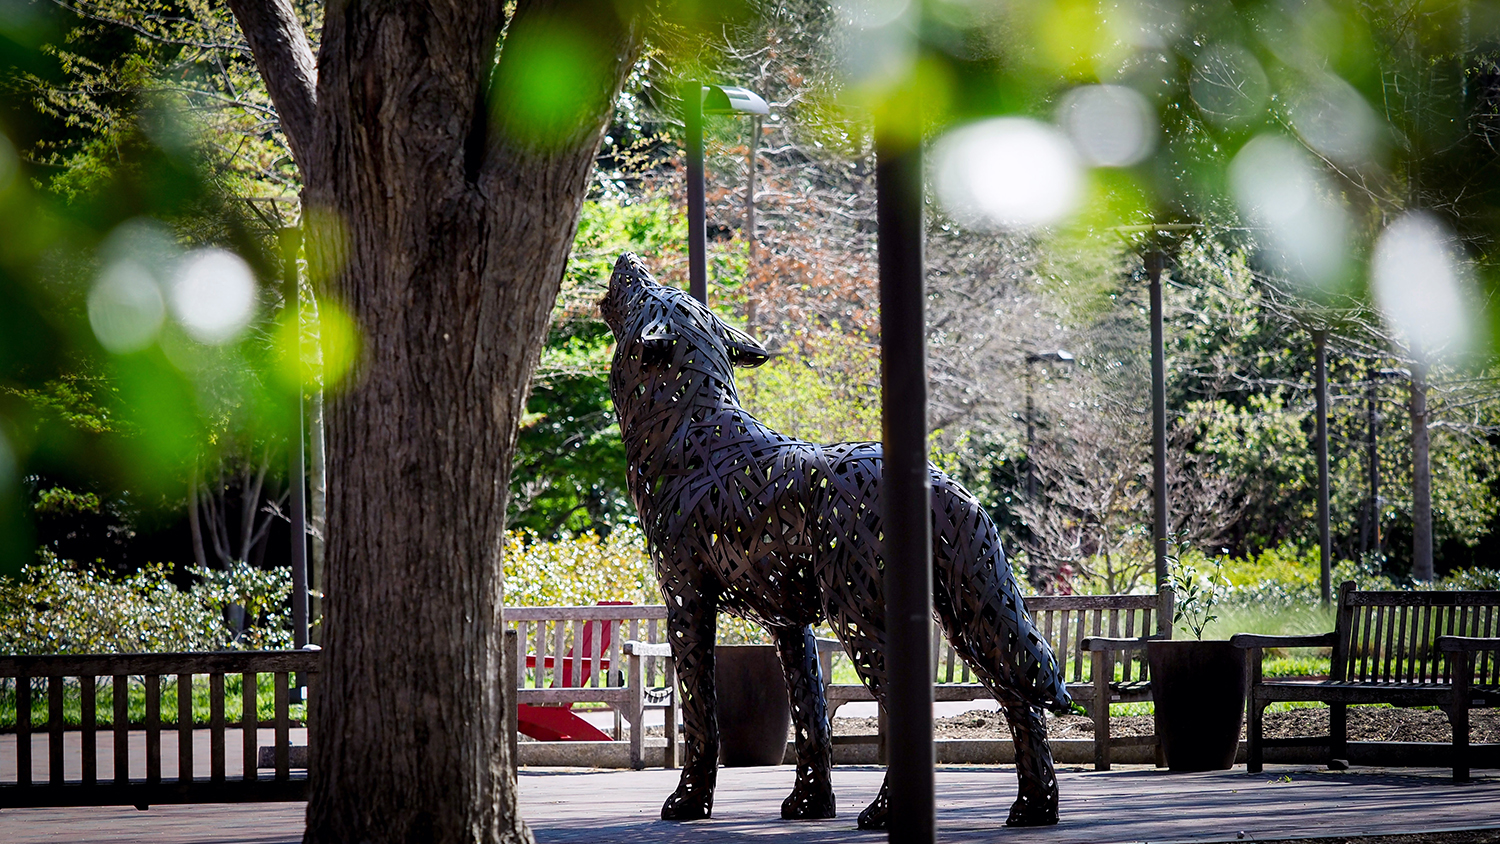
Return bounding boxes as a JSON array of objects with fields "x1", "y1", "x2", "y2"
[{"x1": 226, "y1": 1, "x2": 642, "y2": 842}]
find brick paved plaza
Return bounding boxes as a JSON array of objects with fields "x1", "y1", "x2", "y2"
[{"x1": 3, "y1": 763, "x2": 1499, "y2": 843}]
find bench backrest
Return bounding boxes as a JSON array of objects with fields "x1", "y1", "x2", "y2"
[
  {"x1": 1334, "y1": 580, "x2": 1500, "y2": 685},
  {"x1": 0, "y1": 650, "x2": 317, "y2": 794},
  {"x1": 925, "y1": 591, "x2": 1174, "y2": 685},
  {"x1": 507, "y1": 591, "x2": 1174, "y2": 691},
  {"x1": 506, "y1": 605, "x2": 670, "y2": 691}
]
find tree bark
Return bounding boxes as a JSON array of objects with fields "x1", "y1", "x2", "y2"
[
  {"x1": 1410, "y1": 362, "x2": 1434, "y2": 582},
  {"x1": 227, "y1": 1, "x2": 643, "y2": 842},
  {"x1": 223, "y1": 0, "x2": 318, "y2": 171}
]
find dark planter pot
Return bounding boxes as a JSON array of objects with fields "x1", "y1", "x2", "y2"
[
  {"x1": 715, "y1": 644, "x2": 790, "y2": 766},
  {"x1": 1146, "y1": 639, "x2": 1248, "y2": 772}
]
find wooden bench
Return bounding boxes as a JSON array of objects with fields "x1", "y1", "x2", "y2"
[
  {"x1": 1233, "y1": 580, "x2": 1500, "y2": 780},
  {"x1": 503, "y1": 605, "x2": 677, "y2": 770},
  {"x1": 0, "y1": 649, "x2": 317, "y2": 808},
  {"x1": 825, "y1": 590, "x2": 1174, "y2": 769}
]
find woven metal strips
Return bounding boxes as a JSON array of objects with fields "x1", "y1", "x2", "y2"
[{"x1": 600, "y1": 252, "x2": 1070, "y2": 827}]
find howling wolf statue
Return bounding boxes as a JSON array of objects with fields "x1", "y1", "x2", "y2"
[{"x1": 599, "y1": 252, "x2": 1071, "y2": 828}]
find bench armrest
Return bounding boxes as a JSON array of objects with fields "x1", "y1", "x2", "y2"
[
  {"x1": 622, "y1": 640, "x2": 672, "y2": 658},
  {"x1": 1438, "y1": 636, "x2": 1500, "y2": 653},
  {"x1": 1229, "y1": 632, "x2": 1336, "y2": 649},
  {"x1": 1081, "y1": 635, "x2": 1164, "y2": 652}
]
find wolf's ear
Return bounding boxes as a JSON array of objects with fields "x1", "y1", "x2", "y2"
[{"x1": 720, "y1": 324, "x2": 772, "y2": 368}]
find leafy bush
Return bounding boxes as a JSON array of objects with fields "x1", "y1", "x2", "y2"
[
  {"x1": 503, "y1": 525, "x2": 658, "y2": 607},
  {"x1": 502, "y1": 527, "x2": 772, "y2": 644},
  {"x1": 0, "y1": 553, "x2": 291, "y2": 654}
]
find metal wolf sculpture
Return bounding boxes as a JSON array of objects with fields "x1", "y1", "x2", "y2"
[{"x1": 599, "y1": 253, "x2": 1071, "y2": 828}]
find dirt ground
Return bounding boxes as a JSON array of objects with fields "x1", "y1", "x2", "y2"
[{"x1": 827, "y1": 706, "x2": 1500, "y2": 743}]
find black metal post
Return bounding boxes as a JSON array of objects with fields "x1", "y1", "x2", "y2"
[
  {"x1": 745, "y1": 115, "x2": 760, "y2": 331},
  {"x1": 1366, "y1": 379, "x2": 1381, "y2": 558},
  {"x1": 1025, "y1": 360, "x2": 1037, "y2": 500},
  {"x1": 1147, "y1": 252, "x2": 1169, "y2": 589},
  {"x1": 1314, "y1": 330, "x2": 1331, "y2": 605},
  {"x1": 686, "y1": 83, "x2": 708, "y2": 305},
  {"x1": 876, "y1": 124, "x2": 934, "y2": 844},
  {"x1": 282, "y1": 227, "x2": 310, "y2": 657}
]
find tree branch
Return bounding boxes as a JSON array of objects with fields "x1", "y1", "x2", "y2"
[{"x1": 224, "y1": 0, "x2": 318, "y2": 175}]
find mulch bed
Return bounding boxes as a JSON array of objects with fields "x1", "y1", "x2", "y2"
[{"x1": 828, "y1": 706, "x2": 1500, "y2": 743}]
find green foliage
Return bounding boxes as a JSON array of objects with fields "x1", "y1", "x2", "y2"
[
  {"x1": 502, "y1": 526, "x2": 658, "y2": 607},
  {"x1": 510, "y1": 191, "x2": 688, "y2": 537},
  {"x1": 0, "y1": 553, "x2": 290, "y2": 654},
  {"x1": 738, "y1": 327, "x2": 881, "y2": 443},
  {"x1": 1166, "y1": 552, "x2": 1230, "y2": 640},
  {"x1": 511, "y1": 325, "x2": 631, "y2": 537},
  {"x1": 501, "y1": 528, "x2": 775, "y2": 643}
]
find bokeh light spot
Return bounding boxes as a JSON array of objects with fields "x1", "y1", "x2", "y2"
[
  {"x1": 1371, "y1": 213, "x2": 1475, "y2": 361},
  {"x1": 1191, "y1": 43, "x2": 1269, "y2": 128},
  {"x1": 1290, "y1": 75, "x2": 1381, "y2": 165},
  {"x1": 1057, "y1": 84, "x2": 1157, "y2": 167},
  {"x1": 170, "y1": 248, "x2": 258, "y2": 345},
  {"x1": 1229, "y1": 134, "x2": 1350, "y2": 292},
  {"x1": 88, "y1": 260, "x2": 166, "y2": 354},
  {"x1": 933, "y1": 117, "x2": 1083, "y2": 230}
]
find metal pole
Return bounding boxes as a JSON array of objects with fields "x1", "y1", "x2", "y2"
[
  {"x1": 686, "y1": 82, "x2": 708, "y2": 305},
  {"x1": 876, "y1": 121, "x2": 934, "y2": 844},
  {"x1": 1147, "y1": 252, "x2": 1169, "y2": 590},
  {"x1": 1367, "y1": 379, "x2": 1381, "y2": 558},
  {"x1": 1410, "y1": 362, "x2": 1434, "y2": 581},
  {"x1": 1314, "y1": 330, "x2": 1331, "y2": 605},
  {"x1": 1025, "y1": 360, "x2": 1036, "y2": 500},
  {"x1": 282, "y1": 227, "x2": 310, "y2": 667},
  {"x1": 745, "y1": 115, "x2": 759, "y2": 332}
]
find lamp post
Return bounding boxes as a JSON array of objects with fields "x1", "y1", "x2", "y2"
[
  {"x1": 1313, "y1": 330, "x2": 1331, "y2": 605},
  {"x1": 685, "y1": 83, "x2": 769, "y2": 305},
  {"x1": 876, "y1": 120, "x2": 934, "y2": 844},
  {"x1": 1146, "y1": 252, "x2": 1170, "y2": 592},
  {"x1": 1023, "y1": 350, "x2": 1075, "y2": 500}
]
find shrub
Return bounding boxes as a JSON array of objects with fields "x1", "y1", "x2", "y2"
[
  {"x1": 502, "y1": 526, "x2": 773, "y2": 643},
  {"x1": 0, "y1": 553, "x2": 292, "y2": 654}
]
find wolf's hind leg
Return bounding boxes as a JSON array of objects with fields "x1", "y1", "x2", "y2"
[{"x1": 1002, "y1": 699, "x2": 1059, "y2": 826}]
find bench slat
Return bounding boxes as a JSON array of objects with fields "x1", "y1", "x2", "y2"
[
  {"x1": 81, "y1": 675, "x2": 96, "y2": 787},
  {"x1": 16, "y1": 673, "x2": 31, "y2": 787},
  {"x1": 179, "y1": 673, "x2": 194, "y2": 785},
  {"x1": 146, "y1": 674, "x2": 161, "y2": 786},
  {"x1": 1056, "y1": 611, "x2": 1072, "y2": 683},
  {"x1": 210, "y1": 673, "x2": 225, "y2": 783},
  {"x1": 242, "y1": 671, "x2": 256, "y2": 783},
  {"x1": 608, "y1": 620, "x2": 621, "y2": 688},
  {"x1": 113, "y1": 675, "x2": 127, "y2": 786}
]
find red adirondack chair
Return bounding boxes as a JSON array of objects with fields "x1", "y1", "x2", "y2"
[{"x1": 516, "y1": 601, "x2": 630, "y2": 742}]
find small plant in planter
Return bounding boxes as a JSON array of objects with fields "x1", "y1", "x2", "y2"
[
  {"x1": 1148, "y1": 550, "x2": 1248, "y2": 771},
  {"x1": 1166, "y1": 556, "x2": 1230, "y2": 640}
]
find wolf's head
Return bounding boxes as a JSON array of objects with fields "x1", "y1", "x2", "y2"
[{"x1": 599, "y1": 252, "x2": 771, "y2": 387}]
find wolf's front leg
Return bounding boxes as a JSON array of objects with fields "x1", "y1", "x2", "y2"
[
  {"x1": 775, "y1": 625, "x2": 836, "y2": 819},
  {"x1": 661, "y1": 598, "x2": 720, "y2": 820}
]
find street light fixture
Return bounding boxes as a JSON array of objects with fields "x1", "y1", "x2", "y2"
[
  {"x1": 1023, "y1": 350, "x2": 1075, "y2": 500},
  {"x1": 685, "y1": 83, "x2": 770, "y2": 305}
]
